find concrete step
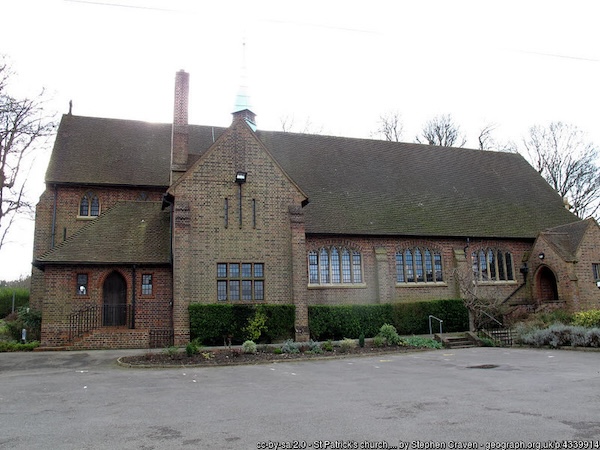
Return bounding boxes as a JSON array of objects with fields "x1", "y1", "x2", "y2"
[{"x1": 437, "y1": 333, "x2": 481, "y2": 349}]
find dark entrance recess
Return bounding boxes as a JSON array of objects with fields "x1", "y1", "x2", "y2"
[
  {"x1": 536, "y1": 266, "x2": 559, "y2": 303},
  {"x1": 103, "y1": 271, "x2": 128, "y2": 326}
]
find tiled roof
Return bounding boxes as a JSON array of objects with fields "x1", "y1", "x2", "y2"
[
  {"x1": 35, "y1": 201, "x2": 171, "y2": 265},
  {"x1": 46, "y1": 115, "x2": 580, "y2": 240},
  {"x1": 256, "y1": 131, "x2": 579, "y2": 238},
  {"x1": 538, "y1": 218, "x2": 595, "y2": 261}
]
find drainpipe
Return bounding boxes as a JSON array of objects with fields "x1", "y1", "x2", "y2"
[
  {"x1": 51, "y1": 184, "x2": 58, "y2": 248},
  {"x1": 131, "y1": 265, "x2": 136, "y2": 329}
]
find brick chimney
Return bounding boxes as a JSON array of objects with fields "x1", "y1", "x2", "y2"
[{"x1": 170, "y1": 70, "x2": 189, "y2": 184}]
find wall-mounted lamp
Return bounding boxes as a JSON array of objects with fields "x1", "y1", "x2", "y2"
[
  {"x1": 235, "y1": 171, "x2": 247, "y2": 184},
  {"x1": 538, "y1": 252, "x2": 545, "y2": 260},
  {"x1": 520, "y1": 262, "x2": 529, "y2": 281}
]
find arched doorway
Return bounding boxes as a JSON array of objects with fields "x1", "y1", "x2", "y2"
[
  {"x1": 536, "y1": 266, "x2": 559, "y2": 304},
  {"x1": 103, "y1": 271, "x2": 127, "y2": 326}
]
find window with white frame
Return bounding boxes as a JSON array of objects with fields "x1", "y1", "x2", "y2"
[
  {"x1": 396, "y1": 248, "x2": 444, "y2": 283},
  {"x1": 471, "y1": 249, "x2": 515, "y2": 282},
  {"x1": 308, "y1": 247, "x2": 363, "y2": 285}
]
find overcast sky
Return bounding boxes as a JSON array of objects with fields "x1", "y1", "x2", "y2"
[{"x1": 1, "y1": 0, "x2": 599, "y2": 281}]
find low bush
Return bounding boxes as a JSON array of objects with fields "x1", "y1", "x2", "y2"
[
  {"x1": 242, "y1": 340, "x2": 257, "y2": 354},
  {"x1": 280, "y1": 339, "x2": 300, "y2": 354},
  {"x1": 307, "y1": 339, "x2": 323, "y2": 354},
  {"x1": 519, "y1": 324, "x2": 600, "y2": 348},
  {"x1": 0, "y1": 341, "x2": 39, "y2": 352},
  {"x1": 321, "y1": 340, "x2": 334, "y2": 352},
  {"x1": 378, "y1": 323, "x2": 403, "y2": 346},
  {"x1": 403, "y1": 336, "x2": 442, "y2": 349},
  {"x1": 185, "y1": 339, "x2": 201, "y2": 357},
  {"x1": 339, "y1": 338, "x2": 357, "y2": 352},
  {"x1": 373, "y1": 335, "x2": 385, "y2": 348},
  {"x1": 572, "y1": 310, "x2": 600, "y2": 328}
]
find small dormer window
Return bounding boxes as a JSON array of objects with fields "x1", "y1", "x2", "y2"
[{"x1": 79, "y1": 193, "x2": 100, "y2": 217}]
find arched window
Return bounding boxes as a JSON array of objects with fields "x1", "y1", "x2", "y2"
[
  {"x1": 396, "y1": 247, "x2": 444, "y2": 283},
  {"x1": 79, "y1": 192, "x2": 100, "y2": 217},
  {"x1": 471, "y1": 248, "x2": 515, "y2": 282},
  {"x1": 308, "y1": 246, "x2": 363, "y2": 285}
]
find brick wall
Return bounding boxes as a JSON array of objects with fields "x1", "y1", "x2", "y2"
[
  {"x1": 30, "y1": 185, "x2": 165, "y2": 312},
  {"x1": 170, "y1": 117, "x2": 307, "y2": 345},
  {"x1": 305, "y1": 235, "x2": 532, "y2": 305},
  {"x1": 575, "y1": 221, "x2": 600, "y2": 309},
  {"x1": 528, "y1": 220, "x2": 600, "y2": 311},
  {"x1": 40, "y1": 265, "x2": 172, "y2": 348}
]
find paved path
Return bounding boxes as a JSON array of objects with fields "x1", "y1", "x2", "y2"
[{"x1": 1, "y1": 347, "x2": 599, "y2": 449}]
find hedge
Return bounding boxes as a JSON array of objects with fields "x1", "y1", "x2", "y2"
[
  {"x1": 308, "y1": 304, "x2": 393, "y2": 341},
  {"x1": 309, "y1": 300, "x2": 468, "y2": 340},
  {"x1": 0, "y1": 288, "x2": 29, "y2": 318},
  {"x1": 189, "y1": 303, "x2": 295, "y2": 345}
]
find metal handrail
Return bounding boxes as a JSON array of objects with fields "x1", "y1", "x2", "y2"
[
  {"x1": 429, "y1": 315, "x2": 443, "y2": 336},
  {"x1": 68, "y1": 304, "x2": 132, "y2": 342}
]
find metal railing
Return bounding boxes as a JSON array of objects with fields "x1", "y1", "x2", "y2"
[
  {"x1": 429, "y1": 315, "x2": 443, "y2": 336},
  {"x1": 68, "y1": 304, "x2": 132, "y2": 342}
]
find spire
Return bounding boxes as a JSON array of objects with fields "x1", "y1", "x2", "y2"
[{"x1": 232, "y1": 41, "x2": 256, "y2": 130}]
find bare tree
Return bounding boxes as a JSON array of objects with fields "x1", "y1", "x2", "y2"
[
  {"x1": 280, "y1": 114, "x2": 323, "y2": 135},
  {"x1": 0, "y1": 57, "x2": 55, "y2": 250},
  {"x1": 477, "y1": 123, "x2": 516, "y2": 153},
  {"x1": 415, "y1": 113, "x2": 466, "y2": 147},
  {"x1": 372, "y1": 110, "x2": 403, "y2": 142},
  {"x1": 521, "y1": 122, "x2": 600, "y2": 219}
]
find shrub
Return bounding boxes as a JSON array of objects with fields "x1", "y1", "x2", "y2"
[
  {"x1": 358, "y1": 333, "x2": 365, "y2": 348},
  {"x1": 373, "y1": 335, "x2": 385, "y2": 348},
  {"x1": 308, "y1": 300, "x2": 467, "y2": 341},
  {"x1": 520, "y1": 324, "x2": 600, "y2": 348},
  {"x1": 391, "y1": 299, "x2": 468, "y2": 335},
  {"x1": 4, "y1": 307, "x2": 41, "y2": 342},
  {"x1": 0, "y1": 341, "x2": 39, "y2": 352},
  {"x1": 321, "y1": 340, "x2": 334, "y2": 352},
  {"x1": 242, "y1": 340, "x2": 257, "y2": 354},
  {"x1": 339, "y1": 338, "x2": 357, "y2": 352},
  {"x1": 573, "y1": 310, "x2": 600, "y2": 328},
  {"x1": 307, "y1": 339, "x2": 322, "y2": 354},
  {"x1": 185, "y1": 339, "x2": 201, "y2": 357},
  {"x1": 403, "y1": 336, "x2": 442, "y2": 349},
  {"x1": 378, "y1": 323, "x2": 403, "y2": 346},
  {"x1": 0, "y1": 288, "x2": 29, "y2": 318},
  {"x1": 308, "y1": 304, "x2": 393, "y2": 341},
  {"x1": 281, "y1": 339, "x2": 300, "y2": 354},
  {"x1": 163, "y1": 346, "x2": 179, "y2": 358},
  {"x1": 189, "y1": 304, "x2": 294, "y2": 345},
  {"x1": 243, "y1": 311, "x2": 268, "y2": 342}
]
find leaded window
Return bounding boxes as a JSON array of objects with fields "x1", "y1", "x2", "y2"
[
  {"x1": 141, "y1": 274, "x2": 153, "y2": 296},
  {"x1": 79, "y1": 192, "x2": 100, "y2": 217},
  {"x1": 396, "y1": 248, "x2": 444, "y2": 284},
  {"x1": 77, "y1": 273, "x2": 88, "y2": 295},
  {"x1": 217, "y1": 263, "x2": 264, "y2": 302},
  {"x1": 471, "y1": 249, "x2": 515, "y2": 282},
  {"x1": 308, "y1": 247, "x2": 363, "y2": 285}
]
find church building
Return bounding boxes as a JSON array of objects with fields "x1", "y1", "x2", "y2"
[{"x1": 30, "y1": 70, "x2": 600, "y2": 349}]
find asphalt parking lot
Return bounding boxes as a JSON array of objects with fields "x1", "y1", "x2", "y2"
[{"x1": 1, "y1": 347, "x2": 599, "y2": 449}]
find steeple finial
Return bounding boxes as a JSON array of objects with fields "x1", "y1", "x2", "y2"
[{"x1": 232, "y1": 40, "x2": 256, "y2": 130}]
